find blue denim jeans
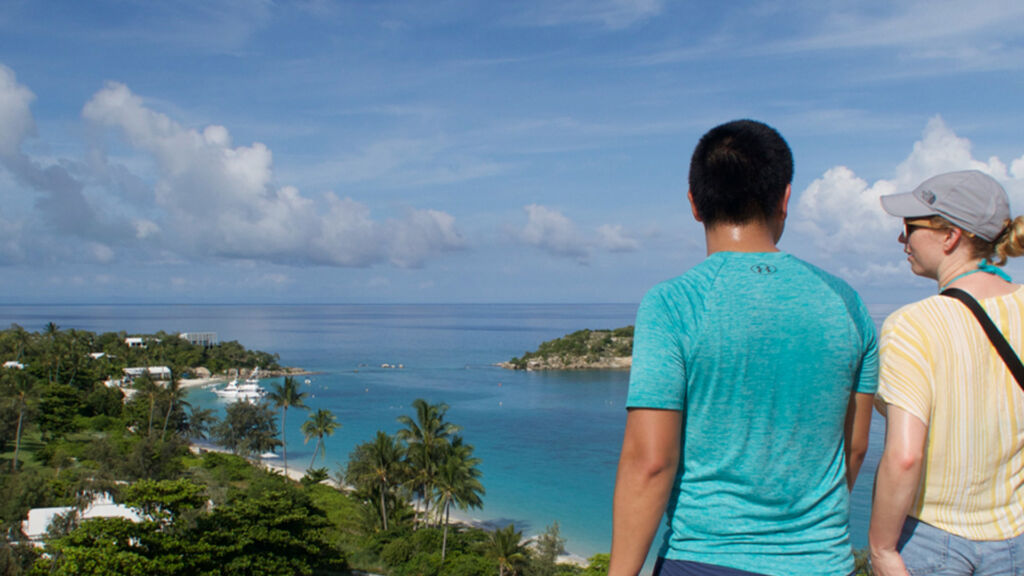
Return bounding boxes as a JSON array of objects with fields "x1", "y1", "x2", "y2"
[
  {"x1": 654, "y1": 557, "x2": 854, "y2": 576},
  {"x1": 899, "y1": 517, "x2": 1024, "y2": 575},
  {"x1": 653, "y1": 558, "x2": 767, "y2": 576}
]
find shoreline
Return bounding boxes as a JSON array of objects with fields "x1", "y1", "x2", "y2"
[
  {"x1": 178, "y1": 367, "x2": 315, "y2": 390},
  {"x1": 189, "y1": 440, "x2": 587, "y2": 566}
]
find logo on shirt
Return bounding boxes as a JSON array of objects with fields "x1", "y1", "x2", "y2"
[{"x1": 750, "y1": 264, "x2": 777, "y2": 275}]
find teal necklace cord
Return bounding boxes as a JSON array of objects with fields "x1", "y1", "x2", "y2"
[{"x1": 939, "y1": 259, "x2": 1013, "y2": 292}]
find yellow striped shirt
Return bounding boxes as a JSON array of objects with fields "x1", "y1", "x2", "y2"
[{"x1": 878, "y1": 287, "x2": 1024, "y2": 540}]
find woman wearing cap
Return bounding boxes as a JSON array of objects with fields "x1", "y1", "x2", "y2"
[{"x1": 870, "y1": 170, "x2": 1024, "y2": 575}]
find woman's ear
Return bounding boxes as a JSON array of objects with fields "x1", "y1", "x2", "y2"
[{"x1": 942, "y1": 227, "x2": 964, "y2": 254}]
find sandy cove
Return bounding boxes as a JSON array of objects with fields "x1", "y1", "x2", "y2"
[
  {"x1": 185, "y1": 376, "x2": 589, "y2": 566},
  {"x1": 187, "y1": 441, "x2": 587, "y2": 566}
]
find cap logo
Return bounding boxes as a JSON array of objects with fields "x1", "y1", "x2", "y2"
[{"x1": 921, "y1": 189, "x2": 937, "y2": 204}]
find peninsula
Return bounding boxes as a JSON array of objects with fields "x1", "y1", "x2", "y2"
[{"x1": 500, "y1": 326, "x2": 634, "y2": 370}]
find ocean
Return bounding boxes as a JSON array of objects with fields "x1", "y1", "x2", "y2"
[{"x1": 0, "y1": 303, "x2": 890, "y2": 561}]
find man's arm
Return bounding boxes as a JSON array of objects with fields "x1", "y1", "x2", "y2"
[
  {"x1": 609, "y1": 408, "x2": 681, "y2": 576},
  {"x1": 868, "y1": 405, "x2": 927, "y2": 576},
  {"x1": 844, "y1": 392, "x2": 874, "y2": 489}
]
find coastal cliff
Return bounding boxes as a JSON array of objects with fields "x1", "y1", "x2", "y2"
[{"x1": 500, "y1": 326, "x2": 634, "y2": 371}]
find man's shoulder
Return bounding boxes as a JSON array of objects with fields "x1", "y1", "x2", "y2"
[
  {"x1": 781, "y1": 255, "x2": 872, "y2": 312},
  {"x1": 640, "y1": 257, "x2": 733, "y2": 310}
]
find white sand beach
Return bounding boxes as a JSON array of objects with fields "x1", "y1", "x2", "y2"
[
  {"x1": 255, "y1": 455, "x2": 588, "y2": 566},
  {"x1": 179, "y1": 376, "x2": 228, "y2": 389}
]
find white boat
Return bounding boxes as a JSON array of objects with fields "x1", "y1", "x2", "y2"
[{"x1": 214, "y1": 367, "x2": 266, "y2": 403}]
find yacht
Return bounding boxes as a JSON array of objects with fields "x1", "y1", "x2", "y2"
[{"x1": 214, "y1": 367, "x2": 266, "y2": 403}]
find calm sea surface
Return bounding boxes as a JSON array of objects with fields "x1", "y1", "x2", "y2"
[{"x1": 0, "y1": 303, "x2": 891, "y2": 560}]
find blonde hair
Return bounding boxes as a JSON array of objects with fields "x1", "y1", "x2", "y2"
[{"x1": 925, "y1": 215, "x2": 1024, "y2": 265}]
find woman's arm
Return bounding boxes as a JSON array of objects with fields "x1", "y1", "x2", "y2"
[
  {"x1": 869, "y1": 405, "x2": 928, "y2": 576},
  {"x1": 609, "y1": 408, "x2": 681, "y2": 576}
]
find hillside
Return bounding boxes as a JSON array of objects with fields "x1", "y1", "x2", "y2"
[{"x1": 500, "y1": 326, "x2": 634, "y2": 371}]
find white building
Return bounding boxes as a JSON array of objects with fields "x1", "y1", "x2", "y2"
[
  {"x1": 123, "y1": 366, "x2": 172, "y2": 380},
  {"x1": 124, "y1": 337, "x2": 146, "y2": 348},
  {"x1": 180, "y1": 332, "x2": 217, "y2": 348},
  {"x1": 3, "y1": 360, "x2": 25, "y2": 369},
  {"x1": 21, "y1": 494, "x2": 141, "y2": 548}
]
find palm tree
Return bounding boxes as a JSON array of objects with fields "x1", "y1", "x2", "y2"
[
  {"x1": 10, "y1": 372, "x2": 33, "y2": 473},
  {"x1": 183, "y1": 405, "x2": 217, "y2": 440},
  {"x1": 396, "y1": 398, "x2": 461, "y2": 527},
  {"x1": 487, "y1": 524, "x2": 528, "y2": 576},
  {"x1": 132, "y1": 374, "x2": 161, "y2": 435},
  {"x1": 44, "y1": 322, "x2": 60, "y2": 383},
  {"x1": 434, "y1": 436, "x2": 484, "y2": 563},
  {"x1": 267, "y1": 375, "x2": 308, "y2": 477},
  {"x1": 160, "y1": 368, "x2": 191, "y2": 441},
  {"x1": 345, "y1": 431, "x2": 407, "y2": 531},
  {"x1": 301, "y1": 408, "x2": 340, "y2": 470}
]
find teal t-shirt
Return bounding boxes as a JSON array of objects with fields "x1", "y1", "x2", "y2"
[{"x1": 627, "y1": 252, "x2": 878, "y2": 576}]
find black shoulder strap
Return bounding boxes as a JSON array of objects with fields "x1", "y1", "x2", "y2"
[{"x1": 941, "y1": 287, "x2": 1024, "y2": 391}]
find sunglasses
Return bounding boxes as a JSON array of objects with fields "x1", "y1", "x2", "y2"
[{"x1": 901, "y1": 219, "x2": 946, "y2": 241}]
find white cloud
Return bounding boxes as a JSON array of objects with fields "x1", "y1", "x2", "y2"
[
  {"x1": 518, "y1": 205, "x2": 640, "y2": 261},
  {"x1": 775, "y1": 1, "x2": 1024, "y2": 71},
  {"x1": 0, "y1": 65, "x2": 35, "y2": 157},
  {"x1": 0, "y1": 208, "x2": 24, "y2": 264},
  {"x1": 512, "y1": 0, "x2": 662, "y2": 30},
  {"x1": 792, "y1": 116, "x2": 1024, "y2": 283},
  {"x1": 77, "y1": 81, "x2": 464, "y2": 269},
  {"x1": 627, "y1": 1, "x2": 1024, "y2": 74},
  {"x1": 1012, "y1": 156, "x2": 1024, "y2": 180},
  {"x1": 520, "y1": 204, "x2": 590, "y2": 260},
  {"x1": 319, "y1": 137, "x2": 505, "y2": 189},
  {"x1": 598, "y1": 224, "x2": 640, "y2": 252},
  {"x1": 0, "y1": 66, "x2": 133, "y2": 258},
  {"x1": 0, "y1": 70, "x2": 467, "y2": 271},
  {"x1": 385, "y1": 209, "x2": 464, "y2": 268},
  {"x1": 93, "y1": 0, "x2": 274, "y2": 55},
  {"x1": 796, "y1": 1, "x2": 1024, "y2": 50},
  {"x1": 89, "y1": 242, "x2": 116, "y2": 264},
  {"x1": 133, "y1": 219, "x2": 160, "y2": 240}
]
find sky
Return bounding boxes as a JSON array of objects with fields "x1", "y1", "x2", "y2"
[{"x1": 2, "y1": 0, "x2": 1024, "y2": 305}]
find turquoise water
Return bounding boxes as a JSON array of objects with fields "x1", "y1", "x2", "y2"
[{"x1": 0, "y1": 303, "x2": 889, "y2": 560}]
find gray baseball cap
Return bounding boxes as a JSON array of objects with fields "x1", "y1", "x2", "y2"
[{"x1": 880, "y1": 170, "x2": 1010, "y2": 241}]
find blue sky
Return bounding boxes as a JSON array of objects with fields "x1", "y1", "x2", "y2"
[{"x1": 2, "y1": 0, "x2": 1024, "y2": 305}]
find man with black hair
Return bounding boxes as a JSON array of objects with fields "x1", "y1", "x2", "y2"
[{"x1": 609, "y1": 120, "x2": 877, "y2": 576}]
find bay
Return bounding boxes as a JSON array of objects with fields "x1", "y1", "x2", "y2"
[{"x1": 0, "y1": 303, "x2": 890, "y2": 560}]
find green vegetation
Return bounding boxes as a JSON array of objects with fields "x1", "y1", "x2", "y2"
[
  {"x1": 267, "y1": 375, "x2": 309, "y2": 476},
  {"x1": 0, "y1": 323, "x2": 280, "y2": 391},
  {"x1": 0, "y1": 324, "x2": 608, "y2": 576},
  {"x1": 507, "y1": 326, "x2": 634, "y2": 370},
  {"x1": 302, "y1": 409, "x2": 341, "y2": 470}
]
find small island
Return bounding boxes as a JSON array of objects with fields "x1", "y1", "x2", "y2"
[{"x1": 500, "y1": 326, "x2": 634, "y2": 370}]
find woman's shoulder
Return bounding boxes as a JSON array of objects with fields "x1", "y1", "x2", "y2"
[{"x1": 882, "y1": 294, "x2": 964, "y2": 333}]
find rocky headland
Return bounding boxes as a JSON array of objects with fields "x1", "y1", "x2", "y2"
[{"x1": 499, "y1": 326, "x2": 634, "y2": 371}]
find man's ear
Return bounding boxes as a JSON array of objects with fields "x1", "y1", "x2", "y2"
[
  {"x1": 687, "y1": 190, "x2": 703, "y2": 222},
  {"x1": 779, "y1": 184, "x2": 792, "y2": 220}
]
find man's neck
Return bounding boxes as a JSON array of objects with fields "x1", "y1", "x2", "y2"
[{"x1": 703, "y1": 222, "x2": 781, "y2": 255}]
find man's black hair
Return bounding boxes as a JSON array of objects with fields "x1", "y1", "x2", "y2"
[{"x1": 688, "y1": 119, "x2": 793, "y2": 226}]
